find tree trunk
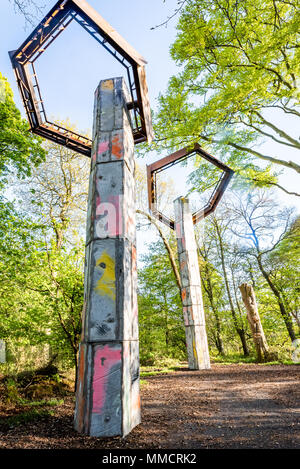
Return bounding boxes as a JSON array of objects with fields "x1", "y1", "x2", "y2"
[
  {"x1": 256, "y1": 255, "x2": 296, "y2": 342},
  {"x1": 200, "y1": 267, "x2": 225, "y2": 355},
  {"x1": 137, "y1": 209, "x2": 182, "y2": 291},
  {"x1": 239, "y1": 283, "x2": 270, "y2": 362},
  {"x1": 214, "y1": 220, "x2": 249, "y2": 356}
]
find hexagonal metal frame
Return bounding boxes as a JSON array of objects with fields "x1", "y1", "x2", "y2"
[
  {"x1": 9, "y1": 0, "x2": 153, "y2": 156},
  {"x1": 147, "y1": 143, "x2": 234, "y2": 230}
]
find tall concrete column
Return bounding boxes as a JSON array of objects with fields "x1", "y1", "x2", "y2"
[
  {"x1": 174, "y1": 197, "x2": 210, "y2": 370},
  {"x1": 74, "y1": 77, "x2": 140, "y2": 437}
]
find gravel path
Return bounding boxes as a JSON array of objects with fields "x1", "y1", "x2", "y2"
[{"x1": 0, "y1": 364, "x2": 299, "y2": 449}]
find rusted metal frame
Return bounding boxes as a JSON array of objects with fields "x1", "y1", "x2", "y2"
[
  {"x1": 72, "y1": 14, "x2": 130, "y2": 67},
  {"x1": 147, "y1": 143, "x2": 234, "y2": 229},
  {"x1": 10, "y1": 53, "x2": 91, "y2": 154},
  {"x1": 72, "y1": 11, "x2": 143, "y2": 137},
  {"x1": 71, "y1": 0, "x2": 146, "y2": 66},
  {"x1": 22, "y1": 63, "x2": 43, "y2": 125},
  {"x1": 148, "y1": 146, "x2": 190, "y2": 173},
  {"x1": 29, "y1": 62, "x2": 47, "y2": 121},
  {"x1": 30, "y1": 15, "x2": 75, "y2": 64},
  {"x1": 132, "y1": 67, "x2": 148, "y2": 142},
  {"x1": 149, "y1": 144, "x2": 231, "y2": 174},
  {"x1": 128, "y1": 68, "x2": 144, "y2": 140},
  {"x1": 71, "y1": 9, "x2": 146, "y2": 141},
  {"x1": 126, "y1": 68, "x2": 139, "y2": 130},
  {"x1": 192, "y1": 169, "x2": 234, "y2": 224},
  {"x1": 34, "y1": 125, "x2": 91, "y2": 155},
  {"x1": 10, "y1": 0, "x2": 153, "y2": 152},
  {"x1": 146, "y1": 148, "x2": 193, "y2": 230},
  {"x1": 42, "y1": 121, "x2": 91, "y2": 143},
  {"x1": 73, "y1": 5, "x2": 146, "y2": 143},
  {"x1": 15, "y1": 2, "x2": 72, "y2": 65},
  {"x1": 193, "y1": 143, "x2": 233, "y2": 173},
  {"x1": 10, "y1": 54, "x2": 41, "y2": 128},
  {"x1": 146, "y1": 165, "x2": 174, "y2": 229}
]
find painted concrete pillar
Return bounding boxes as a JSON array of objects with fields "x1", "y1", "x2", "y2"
[
  {"x1": 174, "y1": 197, "x2": 211, "y2": 370},
  {"x1": 74, "y1": 77, "x2": 140, "y2": 437}
]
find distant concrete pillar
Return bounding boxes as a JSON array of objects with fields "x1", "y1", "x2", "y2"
[
  {"x1": 174, "y1": 197, "x2": 210, "y2": 370},
  {"x1": 0, "y1": 340, "x2": 6, "y2": 363},
  {"x1": 74, "y1": 77, "x2": 140, "y2": 437}
]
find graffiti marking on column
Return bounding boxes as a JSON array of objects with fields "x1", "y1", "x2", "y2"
[
  {"x1": 98, "y1": 141, "x2": 109, "y2": 155},
  {"x1": 112, "y1": 133, "x2": 123, "y2": 159},
  {"x1": 92, "y1": 344, "x2": 122, "y2": 414},
  {"x1": 95, "y1": 252, "x2": 116, "y2": 301}
]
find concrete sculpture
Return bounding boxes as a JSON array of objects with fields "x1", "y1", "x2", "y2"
[
  {"x1": 10, "y1": 0, "x2": 153, "y2": 438},
  {"x1": 147, "y1": 146, "x2": 234, "y2": 369},
  {"x1": 74, "y1": 78, "x2": 140, "y2": 436}
]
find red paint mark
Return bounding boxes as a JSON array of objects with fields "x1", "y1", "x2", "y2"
[
  {"x1": 181, "y1": 289, "x2": 186, "y2": 302},
  {"x1": 132, "y1": 246, "x2": 138, "y2": 317},
  {"x1": 183, "y1": 307, "x2": 189, "y2": 326},
  {"x1": 126, "y1": 215, "x2": 134, "y2": 238},
  {"x1": 175, "y1": 221, "x2": 182, "y2": 239},
  {"x1": 98, "y1": 141, "x2": 109, "y2": 155},
  {"x1": 92, "y1": 345, "x2": 121, "y2": 414},
  {"x1": 112, "y1": 133, "x2": 123, "y2": 159},
  {"x1": 189, "y1": 306, "x2": 195, "y2": 322},
  {"x1": 132, "y1": 246, "x2": 137, "y2": 271}
]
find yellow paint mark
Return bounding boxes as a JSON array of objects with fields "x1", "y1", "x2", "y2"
[
  {"x1": 95, "y1": 251, "x2": 116, "y2": 301},
  {"x1": 193, "y1": 338, "x2": 197, "y2": 361},
  {"x1": 101, "y1": 80, "x2": 114, "y2": 90}
]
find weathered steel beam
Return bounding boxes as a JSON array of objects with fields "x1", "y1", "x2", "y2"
[
  {"x1": 9, "y1": 0, "x2": 153, "y2": 155},
  {"x1": 147, "y1": 144, "x2": 234, "y2": 229}
]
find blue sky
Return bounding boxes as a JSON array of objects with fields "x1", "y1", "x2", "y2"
[
  {"x1": 1, "y1": 0, "x2": 180, "y2": 130},
  {"x1": 1, "y1": 0, "x2": 299, "y2": 247}
]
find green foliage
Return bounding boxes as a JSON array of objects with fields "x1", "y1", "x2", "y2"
[
  {"x1": 0, "y1": 73, "x2": 45, "y2": 187},
  {"x1": 0, "y1": 409, "x2": 54, "y2": 430},
  {"x1": 0, "y1": 234, "x2": 84, "y2": 368},
  {"x1": 155, "y1": 0, "x2": 300, "y2": 184},
  {"x1": 138, "y1": 239, "x2": 186, "y2": 365}
]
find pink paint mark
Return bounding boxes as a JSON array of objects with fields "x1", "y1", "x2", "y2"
[
  {"x1": 94, "y1": 194, "x2": 123, "y2": 237},
  {"x1": 108, "y1": 195, "x2": 122, "y2": 236},
  {"x1": 92, "y1": 152, "x2": 96, "y2": 162},
  {"x1": 98, "y1": 141, "x2": 109, "y2": 155},
  {"x1": 92, "y1": 344, "x2": 121, "y2": 414},
  {"x1": 183, "y1": 307, "x2": 189, "y2": 326}
]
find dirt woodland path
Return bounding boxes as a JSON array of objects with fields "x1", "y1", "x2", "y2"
[{"x1": 0, "y1": 364, "x2": 299, "y2": 450}]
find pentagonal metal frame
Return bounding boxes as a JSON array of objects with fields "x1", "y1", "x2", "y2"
[
  {"x1": 147, "y1": 143, "x2": 234, "y2": 230},
  {"x1": 9, "y1": 0, "x2": 153, "y2": 156}
]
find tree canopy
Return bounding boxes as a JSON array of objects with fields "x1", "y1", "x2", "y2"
[
  {"x1": 154, "y1": 0, "x2": 300, "y2": 191},
  {"x1": 0, "y1": 73, "x2": 45, "y2": 187}
]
